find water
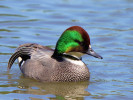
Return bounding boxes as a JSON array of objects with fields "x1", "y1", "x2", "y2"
[{"x1": 0, "y1": 0, "x2": 133, "y2": 99}]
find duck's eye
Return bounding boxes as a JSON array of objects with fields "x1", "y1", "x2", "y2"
[
  {"x1": 75, "y1": 40, "x2": 84, "y2": 45},
  {"x1": 75, "y1": 40, "x2": 80, "y2": 43}
]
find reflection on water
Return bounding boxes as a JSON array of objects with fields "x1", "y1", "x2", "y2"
[
  {"x1": 18, "y1": 78, "x2": 90, "y2": 100},
  {"x1": 1, "y1": 75, "x2": 90, "y2": 100},
  {"x1": 0, "y1": 0, "x2": 133, "y2": 100}
]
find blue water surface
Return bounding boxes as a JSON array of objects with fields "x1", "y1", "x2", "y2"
[{"x1": 0, "y1": 0, "x2": 133, "y2": 100}]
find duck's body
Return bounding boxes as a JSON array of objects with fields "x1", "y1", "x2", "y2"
[
  {"x1": 16, "y1": 43, "x2": 90, "y2": 82},
  {"x1": 8, "y1": 26, "x2": 102, "y2": 82}
]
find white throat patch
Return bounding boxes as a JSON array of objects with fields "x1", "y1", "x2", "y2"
[{"x1": 64, "y1": 57, "x2": 85, "y2": 66}]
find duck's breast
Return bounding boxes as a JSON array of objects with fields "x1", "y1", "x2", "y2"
[{"x1": 51, "y1": 58, "x2": 90, "y2": 82}]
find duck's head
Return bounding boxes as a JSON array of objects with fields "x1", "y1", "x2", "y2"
[{"x1": 52, "y1": 26, "x2": 103, "y2": 60}]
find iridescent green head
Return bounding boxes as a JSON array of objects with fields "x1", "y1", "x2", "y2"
[{"x1": 52, "y1": 26, "x2": 103, "y2": 59}]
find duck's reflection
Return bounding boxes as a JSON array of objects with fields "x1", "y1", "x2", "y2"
[{"x1": 14, "y1": 76, "x2": 91, "y2": 100}]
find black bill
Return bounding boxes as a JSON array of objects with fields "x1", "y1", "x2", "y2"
[{"x1": 86, "y1": 48, "x2": 103, "y2": 59}]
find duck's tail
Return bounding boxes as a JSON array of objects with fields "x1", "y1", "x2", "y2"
[{"x1": 8, "y1": 43, "x2": 36, "y2": 69}]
